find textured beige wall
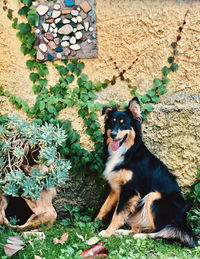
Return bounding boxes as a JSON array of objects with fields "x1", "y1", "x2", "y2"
[{"x1": 0, "y1": 0, "x2": 199, "y2": 187}]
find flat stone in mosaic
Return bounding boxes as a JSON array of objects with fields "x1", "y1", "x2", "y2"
[
  {"x1": 35, "y1": 0, "x2": 97, "y2": 60},
  {"x1": 36, "y1": 5, "x2": 49, "y2": 16},
  {"x1": 37, "y1": 50, "x2": 45, "y2": 60},
  {"x1": 39, "y1": 43, "x2": 47, "y2": 52},
  {"x1": 70, "y1": 44, "x2": 81, "y2": 50},
  {"x1": 80, "y1": 1, "x2": 92, "y2": 13},
  {"x1": 58, "y1": 24, "x2": 73, "y2": 35},
  {"x1": 65, "y1": 0, "x2": 75, "y2": 7},
  {"x1": 52, "y1": 10, "x2": 61, "y2": 18}
]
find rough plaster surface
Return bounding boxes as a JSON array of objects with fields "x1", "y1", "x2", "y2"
[{"x1": 0, "y1": 0, "x2": 200, "y2": 193}]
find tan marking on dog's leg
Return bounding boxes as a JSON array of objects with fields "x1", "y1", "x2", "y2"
[
  {"x1": 129, "y1": 191, "x2": 162, "y2": 233},
  {"x1": 95, "y1": 191, "x2": 118, "y2": 220},
  {"x1": 101, "y1": 195, "x2": 140, "y2": 237}
]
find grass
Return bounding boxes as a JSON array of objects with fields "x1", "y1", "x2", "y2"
[{"x1": 0, "y1": 219, "x2": 199, "y2": 259}]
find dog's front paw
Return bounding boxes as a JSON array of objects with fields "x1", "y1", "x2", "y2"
[{"x1": 99, "y1": 230, "x2": 111, "y2": 237}]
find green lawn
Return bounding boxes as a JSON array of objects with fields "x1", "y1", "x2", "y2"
[{"x1": 0, "y1": 220, "x2": 199, "y2": 259}]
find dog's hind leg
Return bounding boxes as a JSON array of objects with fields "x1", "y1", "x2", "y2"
[
  {"x1": 95, "y1": 191, "x2": 118, "y2": 220},
  {"x1": 99, "y1": 195, "x2": 140, "y2": 237}
]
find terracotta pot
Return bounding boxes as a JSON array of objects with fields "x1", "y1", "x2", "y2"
[{"x1": 0, "y1": 188, "x2": 57, "y2": 230}]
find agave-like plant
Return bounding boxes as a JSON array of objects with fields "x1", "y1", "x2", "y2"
[{"x1": 0, "y1": 114, "x2": 71, "y2": 200}]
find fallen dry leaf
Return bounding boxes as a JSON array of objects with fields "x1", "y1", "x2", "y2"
[
  {"x1": 34, "y1": 255, "x2": 44, "y2": 259},
  {"x1": 76, "y1": 233, "x2": 85, "y2": 241},
  {"x1": 79, "y1": 242, "x2": 108, "y2": 258},
  {"x1": 86, "y1": 236, "x2": 100, "y2": 246},
  {"x1": 4, "y1": 244, "x2": 24, "y2": 257},
  {"x1": 22, "y1": 230, "x2": 45, "y2": 240},
  {"x1": 7, "y1": 236, "x2": 24, "y2": 246},
  {"x1": 53, "y1": 232, "x2": 69, "y2": 245}
]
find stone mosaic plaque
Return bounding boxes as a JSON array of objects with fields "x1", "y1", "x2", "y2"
[{"x1": 34, "y1": 0, "x2": 97, "y2": 61}]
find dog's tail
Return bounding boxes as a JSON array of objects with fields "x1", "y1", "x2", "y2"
[{"x1": 134, "y1": 225, "x2": 198, "y2": 248}]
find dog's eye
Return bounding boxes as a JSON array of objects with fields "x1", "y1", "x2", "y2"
[{"x1": 120, "y1": 120, "x2": 125, "y2": 125}]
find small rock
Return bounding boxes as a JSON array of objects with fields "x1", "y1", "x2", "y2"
[
  {"x1": 47, "y1": 11, "x2": 52, "y2": 16},
  {"x1": 61, "y1": 41, "x2": 70, "y2": 47},
  {"x1": 77, "y1": 16, "x2": 82, "y2": 23},
  {"x1": 42, "y1": 23, "x2": 49, "y2": 32},
  {"x1": 35, "y1": 36, "x2": 40, "y2": 45},
  {"x1": 48, "y1": 41, "x2": 57, "y2": 50},
  {"x1": 44, "y1": 32, "x2": 54, "y2": 40},
  {"x1": 71, "y1": 17, "x2": 77, "y2": 23},
  {"x1": 70, "y1": 36, "x2": 76, "y2": 44},
  {"x1": 80, "y1": 10, "x2": 87, "y2": 19},
  {"x1": 71, "y1": 50, "x2": 77, "y2": 56},
  {"x1": 84, "y1": 21, "x2": 89, "y2": 31},
  {"x1": 52, "y1": 10, "x2": 61, "y2": 18},
  {"x1": 53, "y1": 33, "x2": 57, "y2": 38},
  {"x1": 71, "y1": 10, "x2": 79, "y2": 16},
  {"x1": 65, "y1": 0, "x2": 75, "y2": 7},
  {"x1": 47, "y1": 53, "x2": 54, "y2": 61},
  {"x1": 73, "y1": 28, "x2": 77, "y2": 32},
  {"x1": 56, "y1": 21, "x2": 64, "y2": 29},
  {"x1": 82, "y1": 36, "x2": 87, "y2": 41},
  {"x1": 58, "y1": 24, "x2": 73, "y2": 35},
  {"x1": 32, "y1": 1, "x2": 38, "y2": 7},
  {"x1": 55, "y1": 18, "x2": 61, "y2": 24},
  {"x1": 77, "y1": 24, "x2": 84, "y2": 30},
  {"x1": 89, "y1": 26, "x2": 94, "y2": 32},
  {"x1": 75, "y1": 31, "x2": 82, "y2": 40},
  {"x1": 92, "y1": 33, "x2": 96, "y2": 39},
  {"x1": 35, "y1": 28, "x2": 40, "y2": 34},
  {"x1": 80, "y1": 1, "x2": 92, "y2": 13},
  {"x1": 43, "y1": 37, "x2": 49, "y2": 44},
  {"x1": 46, "y1": 18, "x2": 54, "y2": 23},
  {"x1": 54, "y1": 28, "x2": 58, "y2": 33},
  {"x1": 51, "y1": 23, "x2": 56, "y2": 28},
  {"x1": 77, "y1": 7, "x2": 80, "y2": 11},
  {"x1": 36, "y1": 50, "x2": 45, "y2": 60},
  {"x1": 56, "y1": 45, "x2": 63, "y2": 52},
  {"x1": 88, "y1": 10, "x2": 94, "y2": 17},
  {"x1": 49, "y1": 27, "x2": 54, "y2": 32},
  {"x1": 54, "y1": 4, "x2": 60, "y2": 10},
  {"x1": 66, "y1": 14, "x2": 72, "y2": 19},
  {"x1": 87, "y1": 39, "x2": 92, "y2": 44},
  {"x1": 70, "y1": 44, "x2": 80, "y2": 50},
  {"x1": 61, "y1": 9, "x2": 71, "y2": 15},
  {"x1": 36, "y1": 5, "x2": 49, "y2": 16},
  {"x1": 65, "y1": 48, "x2": 71, "y2": 56},
  {"x1": 91, "y1": 16, "x2": 96, "y2": 23},
  {"x1": 63, "y1": 36, "x2": 70, "y2": 41},
  {"x1": 54, "y1": 38, "x2": 60, "y2": 45},
  {"x1": 39, "y1": 43, "x2": 47, "y2": 52},
  {"x1": 63, "y1": 19, "x2": 70, "y2": 24},
  {"x1": 56, "y1": 53, "x2": 62, "y2": 59}
]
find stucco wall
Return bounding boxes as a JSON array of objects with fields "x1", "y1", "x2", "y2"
[{"x1": 0, "y1": 0, "x2": 199, "y2": 187}]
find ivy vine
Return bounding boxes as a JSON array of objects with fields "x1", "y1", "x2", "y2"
[{"x1": 0, "y1": 0, "x2": 189, "y2": 176}]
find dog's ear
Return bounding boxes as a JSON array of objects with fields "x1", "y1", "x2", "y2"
[
  {"x1": 102, "y1": 106, "x2": 112, "y2": 116},
  {"x1": 127, "y1": 97, "x2": 142, "y2": 119}
]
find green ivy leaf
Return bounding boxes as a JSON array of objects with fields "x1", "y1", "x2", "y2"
[
  {"x1": 146, "y1": 89, "x2": 156, "y2": 97},
  {"x1": 162, "y1": 66, "x2": 170, "y2": 76},
  {"x1": 66, "y1": 74, "x2": 74, "y2": 83},
  {"x1": 151, "y1": 95, "x2": 160, "y2": 104},
  {"x1": 94, "y1": 102, "x2": 103, "y2": 110},
  {"x1": 38, "y1": 79, "x2": 48, "y2": 88},
  {"x1": 29, "y1": 72, "x2": 39, "y2": 83},
  {"x1": 162, "y1": 77, "x2": 170, "y2": 85},
  {"x1": 81, "y1": 74, "x2": 88, "y2": 81},
  {"x1": 27, "y1": 8, "x2": 39, "y2": 26},
  {"x1": 142, "y1": 104, "x2": 154, "y2": 112},
  {"x1": 18, "y1": 6, "x2": 29, "y2": 16},
  {"x1": 153, "y1": 78, "x2": 162, "y2": 88},
  {"x1": 89, "y1": 112, "x2": 98, "y2": 120},
  {"x1": 20, "y1": 43, "x2": 30, "y2": 55},
  {"x1": 141, "y1": 95, "x2": 151, "y2": 103},
  {"x1": 78, "y1": 108, "x2": 87, "y2": 118},
  {"x1": 38, "y1": 66, "x2": 48, "y2": 77},
  {"x1": 32, "y1": 84, "x2": 42, "y2": 94},
  {"x1": 18, "y1": 23, "x2": 31, "y2": 34},
  {"x1": 158, "y1": 85, "x2": 167, "y2": 95},
  {"x1": 29, "y1": 48, "x2": 37, "y2": 58},
  {"x1": 24, "y1": 0, "x2": 33, "y2": 7},
  {"x1": 168, "y1": 56, "x2": 175, "y2": 64},
  {"x1": 57, "y1": 66, "x2": 68, "y2": 76},
  {"x1": 12, "y1": 18, "x2": 18, "y2": 29},
  {"x1": 26, "y1": 60, "x2": 37, "y2": 70},
  {"x1": 170, "y1": 63, "x2": 179, "y2": 72},
  {"x1": 65, "y1": 98, "x2": 74, "y2": 107}
]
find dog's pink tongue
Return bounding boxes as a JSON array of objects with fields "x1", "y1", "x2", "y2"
[{"x1": 111, "y1": 140, "x2": 121, "y2": 151}]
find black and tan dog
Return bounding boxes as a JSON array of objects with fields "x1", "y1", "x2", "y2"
[{"x1": 96, "y1": 97, "x2": 198, "y2": 248}]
